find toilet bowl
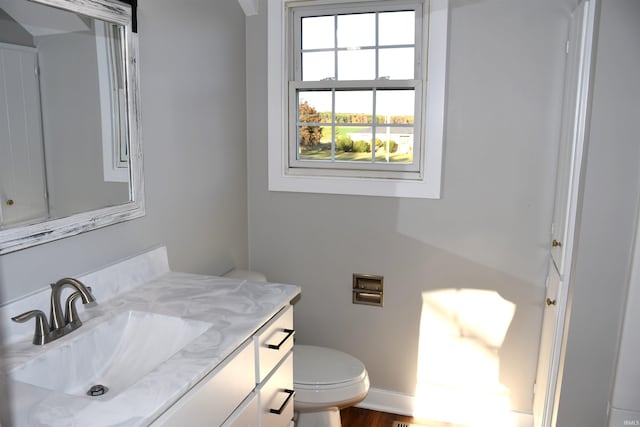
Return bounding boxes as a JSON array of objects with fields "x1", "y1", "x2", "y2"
[
  {"x1": 294, "y1": 345, "x2": 370, "y2": 427},
  {"x1": 222, "y1": 269, "x2": 370, "y2": 426}
]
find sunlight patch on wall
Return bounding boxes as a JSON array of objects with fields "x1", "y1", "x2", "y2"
[{"x1": 413, "y1": 289, "x2": 516, "y2": 427}]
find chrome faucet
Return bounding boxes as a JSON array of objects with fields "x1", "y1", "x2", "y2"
[
  {"x1": 49, "y1": 278, "x2": 96, "y2": 330},
  {"x1": 12, "y1": 278, "x2": 96, "y2": 345}
]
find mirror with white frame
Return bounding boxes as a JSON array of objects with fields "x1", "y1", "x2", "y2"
[{"x1": 0, "y1": 0, "x2": 143, "y2": 254}]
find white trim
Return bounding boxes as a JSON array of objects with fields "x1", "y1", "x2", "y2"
[
  {"x1": 538, "y1": 1, "x2": 596, "y2": 426},
  {"x1": 96, "y1": 21, "x2": 129, "y2": 183},
  {"x1": 357, "y1": 387, "x2": 533, "y2": 427},
  {"x1": 357, "y1": 387, "x2": 415, "y2": 416},
  {"x1": 267, "y1": 0, "x2": 447, "y2": 199}
]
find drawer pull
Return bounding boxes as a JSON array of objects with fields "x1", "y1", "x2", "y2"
[
  {"x1": 267, "y1": 328, "x2": 295, "y2": 350},
  {"x1": 269, "y1": 389, "x2": 295, "y2": 415}
]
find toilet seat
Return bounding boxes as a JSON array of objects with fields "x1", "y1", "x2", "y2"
[
  {"x1": 293, "y1": 345, "x2": 370, "y2": 411},
  {"x1": 294, "y1": 345, "x2": 367, "y2": 387}
]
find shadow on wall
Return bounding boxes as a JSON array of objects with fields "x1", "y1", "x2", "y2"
[{"x1": 414, "y1": 289, "x2": 516, "y2": 426}]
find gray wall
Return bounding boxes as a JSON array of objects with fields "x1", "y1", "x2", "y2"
[
  {"x1": 555, "y1": 0, "x2": 640, "y2": 425},
  {"x1": 246, "y1": 0, "x2": 570, "y2": 413},
  {"x1": 37, "y1": 28, "x2": 129, "y2": 218},
  {"x1": 0, "y1": 0, "x2": 248, "y2": 303}
]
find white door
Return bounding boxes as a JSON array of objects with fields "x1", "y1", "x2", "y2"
[
  {"x1": 533, "y1": 1, "x2": 596, "y2": 426},
  {"x1": 0, "y1": 43, "x2": 48, "y2": 226},
  {"x1": 533, "y1": 265, "x2": 561, "y2": 427}
]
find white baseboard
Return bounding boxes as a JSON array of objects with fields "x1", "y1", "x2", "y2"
[
  {"x1": 609, "y1": 407, "x2": 640, "y2": 427},
  {"x1": 357, "y1": 388, "x2": 415, "y2": 416},
  {"x1": 357, "y1": 387, "x2": 533, "y2": 427}
]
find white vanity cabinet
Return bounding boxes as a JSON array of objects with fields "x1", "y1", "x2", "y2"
[
  {"x1": 151, "y1": 339, "x2": 257, "y2": 427},
  {"x1": 258, "y1": 352, "x2": 294, "y2": 427},
  {"x1": 152, "y1": 305, "x2": 295, "y2": 427},
  {"x1": 222, "y1": 394, "x2": 259, "y2": 427},
  {"x1": 255, "y1": 305, "x2": 295, "y2": 427}
]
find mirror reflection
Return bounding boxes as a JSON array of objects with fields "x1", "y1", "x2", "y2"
[{"x1": 0, "y1": 0, "x2": 131, "y2": 229}]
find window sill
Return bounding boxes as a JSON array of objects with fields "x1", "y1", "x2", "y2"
[{"x1": 268, "y1": 167, "x2": 442, "y2": 199}]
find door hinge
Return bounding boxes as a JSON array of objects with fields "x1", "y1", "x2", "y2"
[{"x1": 565, "y1": 40, "x2": 570, "y2": 54}]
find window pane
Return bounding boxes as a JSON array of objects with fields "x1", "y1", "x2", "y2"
[
  {"x1": 302, "y1": 16, "x2": 334, "y2": 50},
  {"x1": 335, "y1": 90, "x2": 373, "y2": 123},
  {"x1": 379, "y1": 11, "x2": 415, "y2": 46},
  {"x1": 336, "y1": 126, "x2": 373, "y2": 162},
  {"x1": 375, "y1": 126, "x2": 414, "y2": 163},
  {"x1": 337, "y1": 50, "x2": 375, "y2": 80},
  {"x1": 376, "y1": 90, "x2": 415, "y2": 124},
  {"x1": 337, "y1": 13, "x2": 375, "y2": 48},
  {"x1": 302, "y1": 51, "x2": 335, "y2": 81},
  {"x1": 378, "y1": 48, "x2": 415, "y2": 80},
  {"x1": 298, "y1": 125, "x2": 328, "y2": 160},
  {"x1": 299, "y1": 91, "x2": 332, "y2": 122}
]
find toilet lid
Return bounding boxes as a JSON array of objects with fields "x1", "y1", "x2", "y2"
[{"x1": 294, "y1": 345, "x2": 367, "y2": 386}]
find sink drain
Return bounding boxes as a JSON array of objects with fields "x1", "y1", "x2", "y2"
[{"x1": 87, "y1": 384, "x2": 109, "y2": 397}]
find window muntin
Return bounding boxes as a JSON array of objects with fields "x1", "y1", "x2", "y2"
[{"x1": 289, "y1": 1, "x2": 423, "y2": 178}]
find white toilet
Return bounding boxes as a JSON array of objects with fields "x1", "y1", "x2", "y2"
[
  {"x1": 293, "y1": 345, "x2": 370, "y2": 427},
  {"x1": 223, "y1": 269, "x2": 370, "y2": 427}
]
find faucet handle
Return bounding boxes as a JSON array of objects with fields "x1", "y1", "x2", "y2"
[{"x1": 11, "y1": 310, "x2": 51, "y2": 345}]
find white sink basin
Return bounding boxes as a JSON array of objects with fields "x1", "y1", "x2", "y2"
[{"x1": 10, "y1": 310, "x2": 211, "y2": 399}]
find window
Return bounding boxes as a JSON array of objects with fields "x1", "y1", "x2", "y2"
[
  {"x1": 97, "y1": 21, "x2": 130, "y2": 183},
  {"x1": 268, "y1": 0, "x2": 448, "y2": 198}
]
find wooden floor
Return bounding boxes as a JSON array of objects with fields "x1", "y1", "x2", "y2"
[
  {"x1": 340, "y1": 407, "x2": 455, "y2": 427},
  {"x1": 341, "y1": 407, "x2": 414, "y2": 426}
]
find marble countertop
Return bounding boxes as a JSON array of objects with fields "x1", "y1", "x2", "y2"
[{"x1": 0, "y1": 271, "x2": 300, "y2": 427}]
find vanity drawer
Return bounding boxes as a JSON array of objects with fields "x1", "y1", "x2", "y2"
[
  {"x1": 222, "y1": 392, "x2": 258, "y2": 427},
  {"x1": 255, "y1": 305, "x2": 294, "y2": 383},
  {"x1": 258, "y1": 351, "x2": 294, "y2": 427},
  {"x1": 152, "y1": 339, "x2": 255, "y2": 427}
]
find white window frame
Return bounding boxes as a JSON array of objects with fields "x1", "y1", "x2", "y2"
[
  {"x1": 268, "y1": 0, "x2": 448, "y2": 198},
  {"x1": 97, "y1": 21, "x2": 130, "y2": 183},
  {"x1": 289, "y1": 1, "x2": 423, "y2": 178}
]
